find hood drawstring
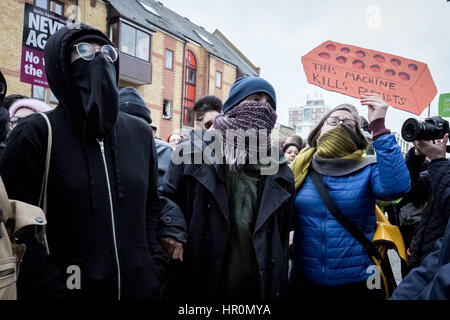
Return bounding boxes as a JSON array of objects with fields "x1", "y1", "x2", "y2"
[
  {"x1": 81, "y1": 123, "x2": 98, "y2": 213},
  {"x1": 111, "y1": 129, "x2": 124, "y2": 200}
]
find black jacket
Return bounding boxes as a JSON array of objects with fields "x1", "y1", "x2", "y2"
[
  {"x1": 0, "y1": 25, "x2": 170, "y2": 300},
  {"x1": 403, "y1": 147, "x2": 430, "y2": 207},
  {"x1": 391, "y1": 159, "x2": 450, "y2": 299},
  {"x1": 160, "y1": 131, "x2": 295, "y2": 301},
  {"x1": 410, "y1": 157, "x2": 450, "y2": 268}
]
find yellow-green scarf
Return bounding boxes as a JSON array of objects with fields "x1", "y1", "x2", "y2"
[{"x1": 290, "y1": 125, "x2": 365, "y2": 190}]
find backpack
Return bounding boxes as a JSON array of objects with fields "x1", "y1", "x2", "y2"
[{"x1": 0, "y1": 177, "x2": 46, "y2": 300}]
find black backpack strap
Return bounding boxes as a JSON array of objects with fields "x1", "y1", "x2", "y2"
[{"x1": 309, "y1": 169, "x2": 381, "y2": 260}]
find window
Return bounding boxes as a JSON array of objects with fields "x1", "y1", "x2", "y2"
[
  {"x1": 187, "y1": 68, "x2": 196, "y2": 85},
  {"x1": 138, "y1": 0, "x2": 161, "y2": 17},
  {"x1": 136, "y1": 29, "x2": 150, "y2": 60},
  {"x1": 304, "y1": 108, "x2": 311, "y2": 121},
  {"x1": 49, "y1": 90, "x2": 58, "y2": 104},
  {"x1": 162, "y1": 99, "x2": 172, "y2": 119},
  {"x1": 110, "y1": 22, "x2": 120, "y2": 47},
  {"x1": 121, "y1": 23, "x2": 136, "y2": 56},
  {"x1": 215, "y1": 71, "x2": 222, "y2": 88},
  {"x1": 32, "y1": 85, "x2": 58, "y2": 104},
  {"x1": 34, "y1": 0, "x2": 64, "y2": 15},
  {"x1": 183, "y1": 50, "x2": 196, "y2": 127},
  {"x1": 165, "y1": 49, "x2": 173, "y2": 70},
  {"x1": 184, "y1": 109, "x2": 196, "y2": 127},
  {"x1": 120, "y1": 22, "x2": 151, "y2": 61},
  {"x1": 35, "y1": 0, "x2": 48, "y2": 9},
  {"x1": 32, "y1": 85, "x2": 45, "y2": 101},
  {"x1": 50, "y1": 1, "x2": 63, "y2": 15},
  {"x1": 194, "y1": 30, "x2": 213, "y2": 46}
]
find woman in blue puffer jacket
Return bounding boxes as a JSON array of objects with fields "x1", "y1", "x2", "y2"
[{"x1": 288, "y1": 93, "x2": 410, "y2": 300}]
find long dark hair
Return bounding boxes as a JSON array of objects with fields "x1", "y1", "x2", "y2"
[{"x1": 307, "y1": 104, "x2": 368, "y2": 150}]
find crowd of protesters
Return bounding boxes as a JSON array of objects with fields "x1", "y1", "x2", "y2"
[{"x1": 1, "y1": 24, "x2": 449, "y2": 301}]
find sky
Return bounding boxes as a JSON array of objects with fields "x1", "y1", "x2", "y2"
[{"x1": 162, "y1": 0, "x2": 450, "y2": 135}]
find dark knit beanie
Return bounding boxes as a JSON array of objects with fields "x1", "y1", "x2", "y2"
[
  {"x1": 223, "y1": 76, "x2": 276, "y2": 114},
  {"x1": 282, "y1": 142, "x2": 300, "y2": 154},
  {"x1": 119, "y1": 87, "x2": 152, "y2": 124}
]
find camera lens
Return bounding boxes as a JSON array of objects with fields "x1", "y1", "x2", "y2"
[
  {"x1": 402, "y1": 118, "x2": 421, "y2": 142},
  {"x1": 401, "y1": 116, "x2": 450, "y2": 142}
]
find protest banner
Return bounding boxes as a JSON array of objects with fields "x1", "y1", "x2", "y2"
[
  {"x1": 20, "y1": 3, "x2": 66, "y2": 88},
  {"x1": 301, "y1": 41, "x2": 437, "y2": 115}
]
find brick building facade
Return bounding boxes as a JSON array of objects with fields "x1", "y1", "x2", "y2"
[{"x1": 0, "y1": 0, "x2": 259, "y2": 140}]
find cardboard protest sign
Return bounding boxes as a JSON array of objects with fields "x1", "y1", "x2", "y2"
[
  {"x1": 301, "y1": 41, "x2": 437, "y2": 115},
  {"x1": 438, "y1": 93, "x2": 450, "y2": 117},
  {"x1": 20, "y1": 3, "x2": 66, "y2": 88}
]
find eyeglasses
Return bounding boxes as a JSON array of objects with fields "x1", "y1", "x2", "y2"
[
  {"x1": 325, "y1": 117, "x2": 357, "y2": 128},
  {"x1": 73, "y1": 42, "x2": 118, "y2": 63}
]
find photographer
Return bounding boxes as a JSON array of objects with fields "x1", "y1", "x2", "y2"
[
  {"x1": 407, "y1": 134, "x2": 450, "y2": 269},
  {"x1": 391, "y1": 134, "x2": 450, "y2": 300},
  {"x1": 386, "y1": 144, "x2": 431, "y2": 263}
]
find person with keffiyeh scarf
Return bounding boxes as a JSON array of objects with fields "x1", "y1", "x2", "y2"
[{"x1": 160, "y1": 76, "x2": 295, "y2": 301}]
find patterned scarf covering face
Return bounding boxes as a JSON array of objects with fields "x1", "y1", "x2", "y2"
[
  {"x1": 290, "y1": 124, "x2": 365, "y2": 190},
  {"x1": 213, "y1": 101, "x2": 277, "y2": 169}
]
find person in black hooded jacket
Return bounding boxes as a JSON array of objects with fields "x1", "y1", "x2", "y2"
[
  {"x1": 0, "y1": 24, "x2": 176, "y2": 300},
  {"x1": 0, "y1": 71, "x2": 8, "y2": 158}
]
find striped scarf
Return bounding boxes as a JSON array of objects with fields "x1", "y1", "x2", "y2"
[
  {"x1": 213, "y1": 101, "x2": 277, "y2": 169},
  {"x1": 290, "y1": 124, "x2": 365, "y2": 190}
]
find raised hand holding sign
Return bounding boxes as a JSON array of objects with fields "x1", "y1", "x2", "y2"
[{"x1": 302, "y1": 41, "x2": 437, "y2": 115}]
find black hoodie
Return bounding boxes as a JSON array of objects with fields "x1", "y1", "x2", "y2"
[{"x1": 0, "y1": 25, "x2": 170, "y2": 300}]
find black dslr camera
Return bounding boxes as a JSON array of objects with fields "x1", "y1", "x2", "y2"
[{"x1": 401, "y1": 116, "x2": 449, "y2": 142}]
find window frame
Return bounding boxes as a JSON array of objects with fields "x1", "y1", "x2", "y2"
[
  {"x1": 187, "y1": 67, "x2": 196, "y2": 85},
  {"x1": 215, "y1": 71, "x2": 222, "y2": 88},
  {"x1": 34, "y1": 0, "x2": 64, "y2": 15},
  {"x1": 162, "y1": 99, "x2": 173, "y2": 120},
  {"x1": 119, "y1": 21, "x2": 152, "y2": 62},
  {"x1": 34, "y1": 0, "x2": 49, "y2": 10},
  {"x1": 50, "y1": 0, "x2": 64, "y2": 15},
  {"x1": 31, "y1": 85, "x2": 58, "y2": 105},
  {"x1": 183, "y1": 50, "x2": 197, "y2": 127},
  {"x1": 165, "y1": 49, "x2": 174, "y2": 70},
  {"x1": 31, "y1": 85, "x2": 46, "y2": 101}
]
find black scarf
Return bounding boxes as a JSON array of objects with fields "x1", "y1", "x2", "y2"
[{"x1": 71, "y1": 53, "x2": 118, "y2": 139}]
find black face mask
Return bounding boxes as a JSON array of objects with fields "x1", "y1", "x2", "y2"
[{"x1": 71, "y1": 53, "x2": 118, "y2": 139}]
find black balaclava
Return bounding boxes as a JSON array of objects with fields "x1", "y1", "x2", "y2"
[{"x1": 70, "y1": 50, "x2": 118, "y2": 140}]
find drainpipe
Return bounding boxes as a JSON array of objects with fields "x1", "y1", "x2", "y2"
[
  {"x1": 207, "y1": 52, "x2": 210, "y2": 95},
  {"x1": 180, "y1": 42, "x2": 186, "y2": 133},
  {"x1": 105, "y1": 0, "x2": 110, "y2": 34}
]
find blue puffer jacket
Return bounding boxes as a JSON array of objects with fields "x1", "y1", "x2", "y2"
[{"x1": 291, "y1": 134, "x2": 410, "y2": 286}]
